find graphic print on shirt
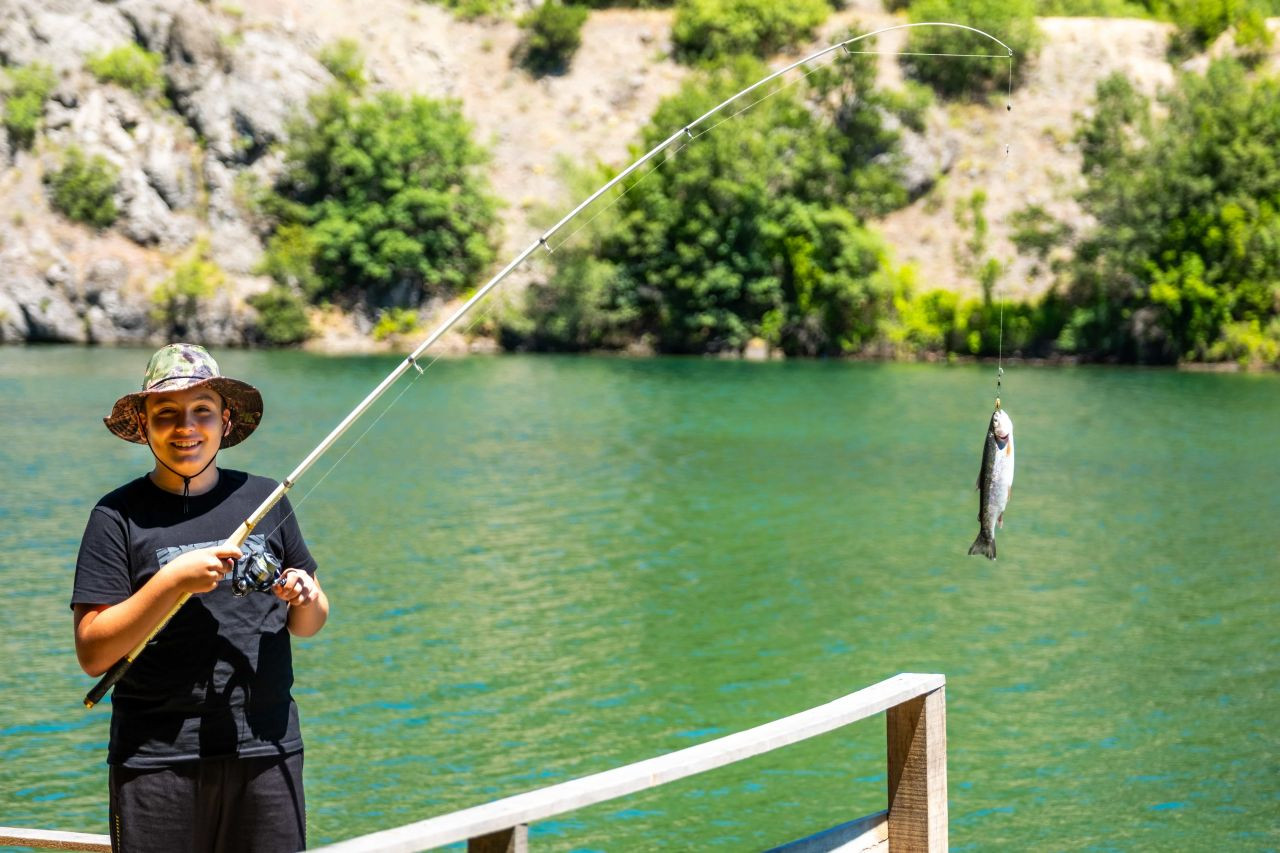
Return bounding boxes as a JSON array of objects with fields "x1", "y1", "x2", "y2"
[{"x1": 155, "y1": 534, "x2": 272, "y2": 585}]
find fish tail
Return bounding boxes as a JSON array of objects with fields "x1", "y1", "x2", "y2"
[{"x1": 968, "y1": 532, "x2": 996, "y2": 560}]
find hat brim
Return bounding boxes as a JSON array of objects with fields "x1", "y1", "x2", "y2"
[{"x1": 104, "y1": 376, "x2": 263, "y2": 448}]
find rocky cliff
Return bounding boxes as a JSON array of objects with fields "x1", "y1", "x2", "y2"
[{"x1": 1, "y1": 0, "x2": 1272, "y2": 351}]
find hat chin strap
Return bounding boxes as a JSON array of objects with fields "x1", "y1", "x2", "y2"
[{"x1": 143, "y1": 425, "x2": 227, "y2": 514}]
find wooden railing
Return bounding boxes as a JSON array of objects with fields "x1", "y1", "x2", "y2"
[{"x1": 1, "y1": 672, "x2": 947, "y2": 853}]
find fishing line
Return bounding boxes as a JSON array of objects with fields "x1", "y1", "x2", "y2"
[{"x1": 995, "y1": 52, "x2": 1014, "y2": 410}]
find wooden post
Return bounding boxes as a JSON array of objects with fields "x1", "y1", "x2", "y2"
[
  {"x1": 467, "y1": 825, "x2": 528, "y2": 853},
  {"x1": 885, "y1": 687, "x2": 947, "y2": 852}
]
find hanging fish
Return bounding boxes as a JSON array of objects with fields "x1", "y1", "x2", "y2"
[{"x1": 968, "y1": 409, "x2": 1015, "y2": 560}]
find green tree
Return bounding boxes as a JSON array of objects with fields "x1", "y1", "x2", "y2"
[
  {"x1": 514, "y1": 57, "x2": 911, "y2": 355},
  {"x1": 517, "y1": 1, "x2": 590, "y2": 76},
  {"x1": 45, "y1": 146, "x2": 119, "y2": 228},
  {"x1": 266, "y1": 86, "x2": 497, "y2": 308},
  {"x1": 902, "y1": 0, "x2": 1041, "y2": 99},
  {"x1": 1066, "y1": 60, "x2": 1280, "y2": 364},
  {"x1": 3, "y1": 63, "x2": 56, "y2": 150},
  {"x1": 671, "y1": 0, "x2": 831, "y2": 62}
]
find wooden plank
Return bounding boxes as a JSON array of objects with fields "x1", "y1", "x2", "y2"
[
  {"x1": 765, "y1": 809, "x2": 887, "y2": 853},
  {"x1": 885, "y1": 687, "x2": 947, "y2": 853},
  {"x1": 0, "y1": 827, "x2": 111, "y2": 852},
  {"x1": 466, "y1": 824, "x2": 527, "y2": 853},
  {"x1": 312, "y1": 673, "x2": 944, "y2": 853}
]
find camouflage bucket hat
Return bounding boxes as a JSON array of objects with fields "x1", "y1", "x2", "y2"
[{"x1": 104, "y1": 344, "x2": 264, "y2": 448}]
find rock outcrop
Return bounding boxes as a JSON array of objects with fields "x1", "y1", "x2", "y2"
[{"x1": 0, "y1": 0, "x2": 329, "y2": 345}]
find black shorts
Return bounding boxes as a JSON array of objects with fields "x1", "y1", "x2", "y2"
[{"x1": 108, "y1": 752, "x2": 305, "y2": 853}]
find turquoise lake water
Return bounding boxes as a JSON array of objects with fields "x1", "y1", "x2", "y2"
[{"x1": 1, "y1": 347, "x2": 1277, "y2": 850}]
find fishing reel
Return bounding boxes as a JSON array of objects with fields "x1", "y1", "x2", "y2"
[{"x1": 231, "y1": 548, "x2": 282, "y2": 597}]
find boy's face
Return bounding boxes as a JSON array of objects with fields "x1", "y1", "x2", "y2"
[{"x1": 139, "y1": 387, "x2": 231, "y2": 475}]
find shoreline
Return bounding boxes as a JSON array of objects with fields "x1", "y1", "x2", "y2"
[{"x1": 3, "y1": 340, "x2": 1274, "y2": 372}]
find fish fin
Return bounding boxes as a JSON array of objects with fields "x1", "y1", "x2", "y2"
[{"x1": 968, "y1": 533, "x2": 996, "y2": 560}]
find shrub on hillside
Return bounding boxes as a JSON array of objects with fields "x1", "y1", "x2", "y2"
[
  {"x1": 258, "y1": 224, "x2": 324, "y2": 299},
  {"x1": 248, "y1": 285, "x2": 312, "y2": 345},
  {"x1": 901, "y1": 0, "x2": 1041, "y2": 99},
  {"x1": 266, "y1": 85, "x2": 497, "y2": 307},
  {"x1": 1232, "y1": 5, "x2": 1275, "y2": 66},
  {"x1": 671, "y1": 0, "x2": 831, "y2": 62},
  {"x1": 3, "y1": 63, "x2": 56, "y2": 150},
  {"x1": 372, "y1": 307, "x2": 420, "y2": 341},
  {"x1": 317, "y1": 39, "x2": 366, "y2": 92},
  {"x1": 86, "y1": 44, "x2": 165, "y2": 98},
  {"x1": 885, "y1": 279, "x2": 1061, "y2": 357},
  {"x1": 439, "y1": 0, "x2": 509, "y2": 20},
  {"x1": 45, "y1": 146, "x2": 119, "y2": 228},
  {"x1": 516, "y1": 1, "x2": 590, "y2": 76},
  {"x1": 152, "y1": 239, "x2": 225, "y2": 338}
]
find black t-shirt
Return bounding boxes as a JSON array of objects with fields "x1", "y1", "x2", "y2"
[{"x1": 72, "y1": 469, "x2": 318, "y2": 768}]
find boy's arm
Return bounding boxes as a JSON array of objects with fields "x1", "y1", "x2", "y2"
[
  {"x1": 72, "y1": 545, "x2": 242, "y2": 677},
  {"x1": 276, "y1": 569, "x2": 329, "y2": 638}
]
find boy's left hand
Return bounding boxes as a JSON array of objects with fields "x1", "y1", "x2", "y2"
[{"x1": 274, "y1": 568, "x2": 319, "y2": 607}]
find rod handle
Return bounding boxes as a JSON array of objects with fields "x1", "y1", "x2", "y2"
[
  {"x1": 83, "y1": 524, "x2": 254, "y2": 709},
  {"x1": 83, "y1": 656, "x2": 132, "y2": 709}
]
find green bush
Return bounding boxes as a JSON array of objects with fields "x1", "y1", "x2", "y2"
[
  {"x1": 258, "y1": 223, "x2": 324, "y2": 298},
  {"x1": 902, "y1": 0, "x2": 1041, "y2": 99},
  {"x1": 884, "y1": 278, "x2": 1065, "y2": 358},
  {"x1": 152, "y1": 239, "x2": 225, "y2": 337},
  {"x1": 1160, "y1": 0, "x2": 1280, "y2": 59},
  {"x1": 3, "y1": 63, "x2": 56, "y2": 150},
  {"x1": 438, "y1": 0, "x2": 509, "y2": 20},
  {"x1": 671, "y1": 0, "x2": 831, "y2": 62},
  {"x1": 372, "y1": 307, "x2": 420, "y2": 341},
  {"x1": 1065, "y1": 60, "x2": 1280, "y2": 364},
  {"x1": 317, "y1": 39, "x2": 366, "y2": 92},
  {"x1": 267, "y1": 86, "x2": 497, "y2": 307},
  {"x1": 86, "y1": 44, "x2": 165, "y2": 98},
  {"x1": 248, "y1": 286, "x2": 312, "y2": 345},
  {"x1": 1207, "y1": 318, "x2": 1280, "y2": 367},
  {"x1": 1233, "y1": 5, "x2": 1275, "y2": 66},
  {"x1": 517, "y1": 1, "x2": 590, "y2": 76},
  {"x1": 45, "y1": 146, "x2": 119, "y2": 228}
]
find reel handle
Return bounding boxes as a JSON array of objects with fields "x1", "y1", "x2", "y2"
[{"x1": 84, "y1": 522, "x2": 253, "y2": 709}]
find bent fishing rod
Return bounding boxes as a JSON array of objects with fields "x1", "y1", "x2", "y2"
[{"x1": 84, "y1": 22, "x2": 1013, "y2": 708}]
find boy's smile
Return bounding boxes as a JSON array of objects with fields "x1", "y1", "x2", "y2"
[{"x1": 140, "y1": 387, "x2": 230, "y2": 494}]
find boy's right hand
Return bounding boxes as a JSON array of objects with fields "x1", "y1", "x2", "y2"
[{"x1": 159, "y1": 544, "x2": 242, "y2": 595}]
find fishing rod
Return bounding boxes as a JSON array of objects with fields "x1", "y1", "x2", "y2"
[{"x1": 84, "y1": 21, "x2": 1014, "y2": 708}]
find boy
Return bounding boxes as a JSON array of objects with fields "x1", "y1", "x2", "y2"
[{"x1": 71, "y1": 343, "x2": 329, "y2": 853}]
